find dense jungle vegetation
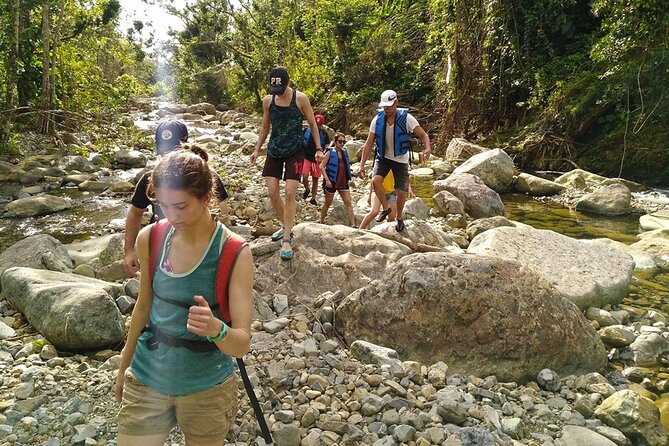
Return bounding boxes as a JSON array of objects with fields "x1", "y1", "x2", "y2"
[{"x1": 1, "y1": 0, "x2": 667, "y2": 184}]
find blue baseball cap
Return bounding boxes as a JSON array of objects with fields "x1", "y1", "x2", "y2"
[{"x1": 155, "y1": 120, "x2": 188, "y2": 154}]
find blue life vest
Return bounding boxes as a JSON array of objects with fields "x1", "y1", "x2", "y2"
[
  {"x1": 325, "y1": 147, "x2": 351, "y2": 183},
  {"x1": 375, "y1": 108, "x2": 411, "y2": 159},
  {"x1": 303, "y1": 127, "x2": 328, "y2": 148}
]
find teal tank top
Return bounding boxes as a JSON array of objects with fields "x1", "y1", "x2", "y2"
[
  {"x1": 130, "y1": 222, "x2": 234, "y2": 396},
  {"x1": 267, "y1": 89, "x2": 304, "y2": 158}
]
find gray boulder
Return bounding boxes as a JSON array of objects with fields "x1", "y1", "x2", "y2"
[
  {"x1": 186, "y1": 102, "x2": 217, "y2": 115},
  {"x1": 402, "y1": 197, "x2": 431, "y2": 221},
  {"x1": 576, "y1": 182, "x2": 631, "y2": 216},
  {"x1": 595, "y1": 389, "x2": 668, "y2": 446},
  {"x1": 452, "y1": 148, "x2": 515, "y2": 192},
  {"x1": 253, "y1": 223, "x2": 411, "y2": 299},
  {"x1": 113, "y1": 150, "x2": 147, "y2": 169},
  {"x1": 336, "y1": 252, "x2": 607, "y2": 382},
  {"x1": 640, "y1": 210, "x2": 669, "y2": 231},
  {"x1": 0, "y1": 234, "x2": 73, "y2": 282},
  {"x1": 4, "y1": 194, "x2": 72, "y2": 217},
  {"x1": 631, "y1": 229, "x2": 669, "y2": 267},
  {"x1": 467, "y1": 226, "x2": 635, "y2": 310},
  {"x1": 444, "y1": 138, "x2": 487, "y2": 163},
  {"x1": 65, "y1": 234, "x2": 120, "y2": 267},
  {"x1": 560, "y1": 426, "x2": 617, "y2": 446},
  {"x1": 434, "y1": 173, "x2": 504, "y2": 219},
  {"x1": 1, "y1": 267, "x2": 124, "y2": 350},
  {"x1": 629, "y1": 333, "x2": 669, "y2": 367},
  {"x1": 465, "y1": 216, "x2": 516, "y2": 240},
  {"x1": 514, "y1": 173, "x2": 565, "y2": 196},
  {"x1": 54, "y1": 155, "x2": 97, "y2": 173},
  {"x1": 0, "y1": 160, "x2": 23, "y2": 182},
  {"x1": 432, "y1": 191, "x2": 465, "y2": 217},
  {"x1": 370, "y1": 220, "x2": 461, "y2": 251}
]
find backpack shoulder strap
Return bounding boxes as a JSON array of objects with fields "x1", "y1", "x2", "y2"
[
  {"x1": 215, "y1": 230, "x2": 249, "y2": 325},
  {"x1": 148, "y1": 219, "x2": 171, "y2": 286}
]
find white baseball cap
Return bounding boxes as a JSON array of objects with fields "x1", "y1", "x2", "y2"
[{"x1": 379, "y1": 90, "x2": 398, "y2": 107}]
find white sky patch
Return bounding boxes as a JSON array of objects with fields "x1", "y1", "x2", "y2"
[{"x1": 117, "y1": 0, "x2": 192, "y2": 46}]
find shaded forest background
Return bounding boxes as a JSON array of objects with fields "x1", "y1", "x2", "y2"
[{"x1": 1, "y1": 0, "x2": 667, "y2": 184}]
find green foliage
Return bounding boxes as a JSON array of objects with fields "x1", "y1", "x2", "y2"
[{"x1": 0, "y1": 0, "x2": 153, "y2": 142}]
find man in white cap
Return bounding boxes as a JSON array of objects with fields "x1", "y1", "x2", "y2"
[{"x1": 358, "y1": 90, "x2": 431, "y2": 232}]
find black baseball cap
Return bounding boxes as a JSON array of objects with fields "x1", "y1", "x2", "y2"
[
  {"x1": 268, "y1": 66, "x2": 289, "y2": 95},
  {"x1": 155, "y1": 120, "x2": 188, "y2": 154}
]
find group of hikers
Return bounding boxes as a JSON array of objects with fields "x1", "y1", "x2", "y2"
[{"x1": 116, "y1": 66, "x2": 431, "y2": 445}]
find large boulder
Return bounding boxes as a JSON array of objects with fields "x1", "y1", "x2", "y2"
[
  {"x1": 65, "y1": 234, "x2": 120, "y2": 266},
  {"x1": 595, "y1": 389, "x2": 668, "y2": 446},
  {"x1": 253, "y1": 223, "x2": 411, "y2": 299},
  {"x1": 554, "y1": 169, "x2": 608, "y2": 190},
  {"x1": 336, "y1": 252, "x2": 607, "y2": 382},
  {"x1": 0, "y1": 234, "x2": 73, "y2": 282},
  {"x1": 514, "y1": 173, "x2": 565, "y2": 196},
  {"x1": 1, "y1": 267, "x2": 124, "y2": 350},
  {"x1": 54, "y1": 155, "x2": 97, "y2": 173},
  {"x1": 465, "y1": 216, "x2": 516, "y2": 240},
  {"x1": 370, "y1": 220, "x2": 462, "y2": 251},
  {"x1": 432, "y1": 191, "x2": 465, "y2": 217},
  {"x1": 631, "y1": 229, "x2": 669, "y2": 267},
  {"x1": 434, "y1": 173, "x2": 504, "y2": 219},
  {"x1": 452, "y1": 148, "x2": 515, "y2": 192},
  {"x1": 4, "y1": 194, "x2": 72, "y2": 217},
  {"x1": 576, "y1": 182, "x2": 632, "y2": 216},
  {"x1": 0, "y1": 160, "x2": 23, "y2": 182},
  {"x1": 640, "y1": 210, "x2": 669, "y2": 231},
  {"x1": 187, "y1": 102, "x2": 217, "y2": 115},
  {"x1": 444, "y1": 138, "x2": 487, "y2": 163},
  {"x1": 403, "y1": 197, "x2": 431, "y2": 220},
  {"x1": 113, "y1": 149, "x2": 147, "y2": 169},
  {"x1": 467, "y1": 226, "x2": 635, "y2": 310},
  {"x1": 586, "y1": 238, "x2": 658, "y2": 271}
]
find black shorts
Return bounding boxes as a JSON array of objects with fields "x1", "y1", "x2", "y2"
[
  {"x1": 372, "y1": 158, "x2": 409, "y2": 192},
  {"x1": 262, "y1": 151, "x2": 304, "y2": 181}
]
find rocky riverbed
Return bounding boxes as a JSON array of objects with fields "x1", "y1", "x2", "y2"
[{"x1": 1, "y1": 98, "x2": 669, "y2": 445}]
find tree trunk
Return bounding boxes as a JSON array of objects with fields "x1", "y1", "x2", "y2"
[
  {"x1": 48, "y1": 0, "x2": 66, "y2": 122},
  {"x1": 2, "y1": 0, "x2": 20, "y2": 142},
  {"x1": 38, "y1": 0, "x2": 53, "y2": 134}
]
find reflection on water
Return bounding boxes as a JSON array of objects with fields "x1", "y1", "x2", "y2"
[{"x1": 503, "y1": 193, "x2": 641, "y2": 244}]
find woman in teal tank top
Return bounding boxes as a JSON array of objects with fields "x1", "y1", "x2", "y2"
[
  {"x1": 115, "y1": 145, "x2": 254, "y2": 445},
  {"x1": 250, "y1": 66, "x2": 323, "y2": 260}
]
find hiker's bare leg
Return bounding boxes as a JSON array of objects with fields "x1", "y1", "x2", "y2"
[
  {"x1": 265, "y1": 177, "x2": 284, "y2": 226},
  {"x1": 282, "y1": 179, "x2": 299, "y2": 251},
  {"x1": 340, "y1": 190, "x2": 355, "y2": 226},
  {"x1": 310, "y1": 176, "x2": 319, "y2": 200},
  {"x1": 371, "y1": 174, "x2": 388, "y2": 210},
  {"x1": 321, "y1": 192, "x2": 334, "y2": 223},
  {"x1": 396, "y1": 188, "x2": 406, "y2": 221}
]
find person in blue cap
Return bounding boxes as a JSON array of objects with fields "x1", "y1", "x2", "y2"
[{"x1": 123, "y1": 120, "x2": 230, "y2": 276}]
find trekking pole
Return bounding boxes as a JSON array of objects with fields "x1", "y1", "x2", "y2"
[{"x1": 236, "y1": 357, "x2": 273, "y2": 444}]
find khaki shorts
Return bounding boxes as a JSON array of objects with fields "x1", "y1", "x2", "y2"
[{"x1": 118, "y1": 369, "x2": 239, "y2": 442}]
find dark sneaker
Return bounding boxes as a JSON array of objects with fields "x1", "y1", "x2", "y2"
[
  {"x1": 376, "y1": 207, "x2": 392, "y2": 222},
  {"x1": 309, "y1": 198, "x2": 318, "y2": 206},
  {"x1": 396, "y1": 219, "x2": 405, "y2": 232},
  {"x1": 302, "y1": 190, "x2": 310, "y2": 200}
]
